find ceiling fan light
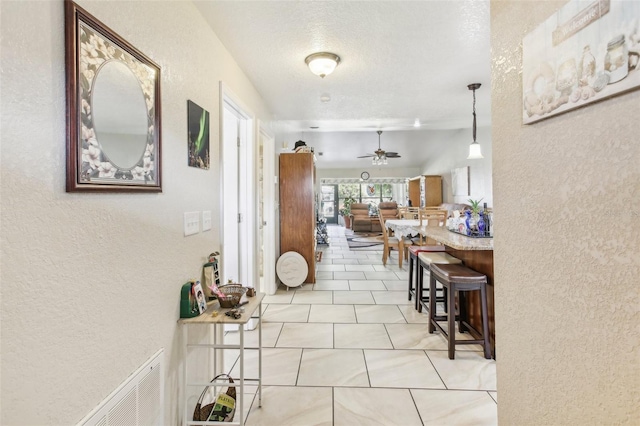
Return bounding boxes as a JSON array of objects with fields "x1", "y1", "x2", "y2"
[
  {"x1": 467, "y1": 141, "x2": 484, "y2": 159},
  {"x1": 305, "y1": 52, "x2": 340, "y2": 78}
]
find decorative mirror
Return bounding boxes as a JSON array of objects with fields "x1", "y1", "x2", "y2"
[{"x1": 65, "y1": 0, "x2": 161, "y2": 192}]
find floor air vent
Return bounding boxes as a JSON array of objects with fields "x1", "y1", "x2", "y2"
[{"x1": 79, "y1": 349, "x2": 164, "y2": 426}]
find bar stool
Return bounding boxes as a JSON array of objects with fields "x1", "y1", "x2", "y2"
[
  {"x1": 407, "y1": 245, "x2": 444, "y2": 303},
  {"x1": 416, "y1": 252, "x2": 462, "y2": 312},
  {"x1": 428, "y1": 263, "x2": 491, "y2": 360}
]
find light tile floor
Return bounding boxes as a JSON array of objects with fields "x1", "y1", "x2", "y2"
[{"x1": 225, "y1": 225, "x2": 497, "y2": 425}]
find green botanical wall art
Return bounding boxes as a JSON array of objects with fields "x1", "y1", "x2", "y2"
[{"x1": 187, "y1": 100, "x2": 210, "y2": 169}]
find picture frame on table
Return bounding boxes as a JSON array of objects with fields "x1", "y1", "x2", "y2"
[{"x1": 192, "y1": 281, "x2": 207, "y2": 315}]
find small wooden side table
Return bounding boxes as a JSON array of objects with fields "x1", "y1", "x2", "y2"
[{"x1": 179, "y1": 293, "x2": 265, "y2": 425}]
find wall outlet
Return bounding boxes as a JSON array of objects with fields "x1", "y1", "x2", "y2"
[
  {"x1": 202, "y1": 210, "x2": 212, "y2": 231},
  {"x1": 184, "y1": 211, "x2": 200, "y2": 236}
]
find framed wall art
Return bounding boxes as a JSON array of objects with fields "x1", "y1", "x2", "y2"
[
  {"x1": 522, "y1": 0, "x2": 640, "y2": 124},
  {"x1": 452, "y1": 166, "x2": 470, "y2": 197},
  {"x1": 187, "y1": 100, "x2": 210, "y2": 169},
  {"x1": 65, "y1": 0, "x2": 162, "y2": 192}
]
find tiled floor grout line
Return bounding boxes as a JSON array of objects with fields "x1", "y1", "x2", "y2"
[
  {"x1": 272, "y1": 323, "x2": 284, "y2": 348},
  {"x1": 331, "y1": 386, "x2": 335, "y2": 425},
  {"x1": 408, "y1": 388, "x2": 426, "y2": 426},
  {"x1": 382, "y1": 323, "x2": 397, "y2": 350},
  {"x1": 424, "y1": 349, "x2": 448, "y2": 390},
  {"x1": 361, "y1": 349, "x2": 372, "y2": 388}
]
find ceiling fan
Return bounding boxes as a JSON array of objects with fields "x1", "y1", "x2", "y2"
[{"x1": 357, "y1": 130, "x2": 401, "y2": 165}]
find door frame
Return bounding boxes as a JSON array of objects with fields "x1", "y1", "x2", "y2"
[
  {"x1": 258, "y1": 121, "x2": 276, "y2": 294},
  {"x1": 219, "y1": 82, "x2": 255, "y2": 288},
  {"x1": 321, "y1": 184, "x2": 339, "y2": 224}
]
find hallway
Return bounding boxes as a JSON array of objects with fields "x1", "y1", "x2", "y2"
[{"x1": 227, "y1": 225, "x2": 497, "y2": 425}]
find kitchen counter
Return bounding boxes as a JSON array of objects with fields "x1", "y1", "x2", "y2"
[
  {"x1": 419, "y1": 226, "x2": 496, "y2": 358},
  {"x1": 418, "y1": 226, "x2": 493, "y2": 251}
]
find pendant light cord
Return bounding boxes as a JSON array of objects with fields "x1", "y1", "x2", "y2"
[{"x1": 472, "y1": 87, "x2": 477, "y2": 143}]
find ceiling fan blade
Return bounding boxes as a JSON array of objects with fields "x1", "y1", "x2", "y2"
[
  {"x1": 357, "y1": 154, "x2": 375, "y2": 158},
  {"x1": 386, "y1": 153, "x2": 401, "y2": 158}
]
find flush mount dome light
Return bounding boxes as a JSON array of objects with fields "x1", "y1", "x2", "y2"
[{"x1": 305, "y1": 52, "x2": 340, "y2": 78}]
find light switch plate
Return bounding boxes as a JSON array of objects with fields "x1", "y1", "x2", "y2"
[
  {"x1": 202, "y1": 210, "x2": 212, "y2": 231},
  {"x1": 184, "y1": 211, "x2": 200, "y2": 236}
]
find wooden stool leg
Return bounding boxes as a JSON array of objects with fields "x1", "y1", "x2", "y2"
[
  {"x1": 416, "y1": 262, "x2": 423, "y2": 312},
  {"x1": 481, "y1": 284, "x2": 491, "y2": 359},
  {"x1": 448, "y1": 283, "x2": 456, "y2": 359},
  {"x1": 428, "y1": 274, "x2": 437, "y2": 333},
  {"x1": 458, "y1": 291, "x2": 466, "y2": 333},
  {"x1": 408, "y1": 254, "x2": 414, "y2": 301}
]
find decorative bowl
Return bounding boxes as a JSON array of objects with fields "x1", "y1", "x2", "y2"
[{"x1": 216, "y1": 284, "x2": 247, "y2": 308}]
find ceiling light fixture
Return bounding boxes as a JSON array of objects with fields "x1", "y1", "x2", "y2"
[
  {"x1": 372, "y1": 130, "x2": 388, "y2": 165},
  {"x1": 305, "y1": 52, "x2": 340, "y2": 78},
  {"x1": 414, "y1": 119, "x2": 421, "y2": 128},
  {"x1": 467, "y1": 83, "x2": 484, "y2": 159}
]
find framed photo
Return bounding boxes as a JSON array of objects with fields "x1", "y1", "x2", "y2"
[
  {"x1": 192, "y1": 281, "x2": 207, "y2": 315},
  {"x1": 187, "y1": 100, "x2": 210, "y2": 169},
  {"x1": 522, "y1": 0, "x2": 640, "y2": 124}
]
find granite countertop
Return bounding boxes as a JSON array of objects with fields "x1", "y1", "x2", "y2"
[{"x1": 418, "y1": 226, "x2": 494, "y2": 251}]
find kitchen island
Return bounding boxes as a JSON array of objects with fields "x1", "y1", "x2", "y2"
[{"x1": 418, "y1": 226, "x2": 496, "y2": 358}]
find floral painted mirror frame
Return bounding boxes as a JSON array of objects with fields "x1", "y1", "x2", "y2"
[{"x1": 65, "y1": 0, "x2": 161, "y2": 192}]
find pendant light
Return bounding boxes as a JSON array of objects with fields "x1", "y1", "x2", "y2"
[{"x1": 467, "y1": 83, "x2": 484, "y2": 159}]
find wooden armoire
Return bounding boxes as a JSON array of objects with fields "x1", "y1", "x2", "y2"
[
  {"x1": 279, "y1": 153, "x2": 316, "y2": 283},
  {"x1": 408, "y1": 175, "x2": 442, "y2": 207}
]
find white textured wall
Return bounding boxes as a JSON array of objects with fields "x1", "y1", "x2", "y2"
[
  {"x1": 492, "y1": 1, "x2": 640, "y2": 424},
  {"x1": 0, "y1": 0, "x2": 271, "y2": 424},
  {"x1": 418, "y1": 127, "x2": 493, "y2": 207}
]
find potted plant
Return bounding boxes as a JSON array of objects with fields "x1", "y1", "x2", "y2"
[{"x1": 339, "y1": 197, "x2": 356, "y2": 229}]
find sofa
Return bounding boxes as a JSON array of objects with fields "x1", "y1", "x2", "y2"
[
  {"x1": 351, "y1": 203, "x2": 373, "y2": 232},
  {"x1": 351, "y1": 201, "x2": 400, "y2": 233}
]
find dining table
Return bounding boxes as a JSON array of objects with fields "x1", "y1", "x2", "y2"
[
  {"x1": 384, "y1": 218, "x2": 421, "y2": 238},
  {"x1": 384, "y1": 219, "x2": 422, "y2": 261}
]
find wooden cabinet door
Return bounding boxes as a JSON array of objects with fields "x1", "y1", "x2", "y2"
[
  {"x1": 423, "y1": 175, "x2": 443, "y2": 207},
  {"x1": 279, "y1": 153, "x2": 316, "y2": 283}
]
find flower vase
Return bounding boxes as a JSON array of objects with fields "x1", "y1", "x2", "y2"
[
  {"x1": 478, "y1": 213, "x2": 486, "y2": 235},
  {"x1": 465, "y1": 211, "x2": 477, "y2": 235}
]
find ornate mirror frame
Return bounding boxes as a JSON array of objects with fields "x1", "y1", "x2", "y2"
[{"x1": 65, "y1": 0, "x2": 162, "y2": 192}]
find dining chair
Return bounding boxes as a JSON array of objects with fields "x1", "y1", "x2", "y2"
[
  {"x1": 400, "y1": 207, "x2": 420, "y2": 220},
  {"x1": 378, "y1": 213, "x2": 412, "y2": 268},
  {"x1": 415, "y1": 209, "x2": 448, "y2": 246}
]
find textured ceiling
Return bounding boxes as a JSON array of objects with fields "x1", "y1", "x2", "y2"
[{"x1": 194, "y1": 0, "x2": 492, "y2": 168}]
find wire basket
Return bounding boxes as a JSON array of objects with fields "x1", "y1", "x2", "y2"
[{"x1": 217, "y1": 284, "x2": 247, "y2": 308}]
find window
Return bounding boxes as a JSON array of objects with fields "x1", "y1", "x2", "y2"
[{"x1": 337, "y1": 183, "x2": 396, "y2": 213}]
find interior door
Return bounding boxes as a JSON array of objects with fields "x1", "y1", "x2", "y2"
[{"x1": 222, "y1": 106, "x2": 241, "y2": 283}]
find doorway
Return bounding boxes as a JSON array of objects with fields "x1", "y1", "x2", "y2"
[
  {"x1": 321, "y1": 184, "x2": 338, "y2": 224},
  {"x1": 220, "y1": 84, "x2": 255, "y2": 288}
]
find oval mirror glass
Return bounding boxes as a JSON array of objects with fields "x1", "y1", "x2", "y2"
[{"x1": 92, "y1": 60, "x2": 148, "y2": 169}]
